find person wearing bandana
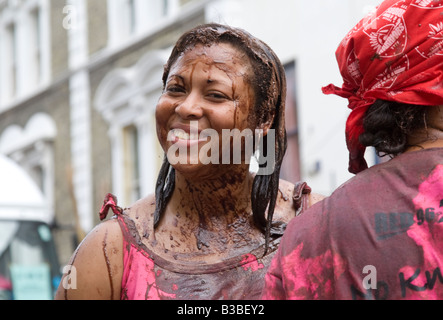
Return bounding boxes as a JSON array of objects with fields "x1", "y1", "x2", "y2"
[{"x1": 262, "y1": 0, "x2": 443, "y2": 300}]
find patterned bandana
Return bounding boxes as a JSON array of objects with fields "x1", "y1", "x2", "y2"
[{"x1": 322, "y1": 0, "x2": 443, "y2": 174}]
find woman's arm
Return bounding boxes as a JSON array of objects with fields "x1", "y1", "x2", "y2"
[{"x1": 54, "y1": 219, "x2": 124, "y2": 300}]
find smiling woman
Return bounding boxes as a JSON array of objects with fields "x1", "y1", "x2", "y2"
[
  {"x1": 157, "y1": 42, "x2": 251, "y2": 171},
  {"x1": 55, "y1": 23, "x2": 324, "y2": 300}
]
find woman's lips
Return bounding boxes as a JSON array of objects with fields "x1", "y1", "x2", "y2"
[
  {"x1": 170, "y1": 128, "x2": 200, "y2": 141},
  {"x1": 168, "y1": 127, "x2": 208, "y2": 147}
]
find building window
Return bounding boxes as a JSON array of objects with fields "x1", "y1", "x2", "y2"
[
  {"x1": 0, "y1": 22, "x2": 17, "y2": 104},
  {"x1": 8, "y1": 23, "x2": 17, "y2": 100},
  {"x1": 0, "y1": 0, "x2": 50, "y2": 107},
  {"x1": 126, "y1": 0, "x2": 136, "y2": 35},
  {"x1": 123, "y1": 124, "x2": 141, "y2": 204},
  {"x1": 162, "y1": 0, "x2": 169, "y2": 15},
  {"x1": 280, "y1": 61, "x2": 301, "y2": 183},
  {"x1": 107, "y1": 0, "x2": 180, "y2": 48},
  {"x1": 30, "y1": 7, "x2": 42, "y2": 86},
  {"x1": 31, "y1": 163, "x2": 45, "y2": 192}
]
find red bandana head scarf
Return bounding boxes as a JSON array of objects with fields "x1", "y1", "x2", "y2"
[{"x1": 323, "y1": 0, "x2": 443, "y2": 174}]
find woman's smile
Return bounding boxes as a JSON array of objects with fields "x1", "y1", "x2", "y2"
[
  {"x1": 155, "y1": 42, "x2": 254, "y2": 173},
  {"x1": 168, "y1": 125, "x2": 207, "y2": 148}
]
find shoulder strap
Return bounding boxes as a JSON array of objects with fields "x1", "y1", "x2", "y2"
[
  {"x1": 292, "y1": 182, "x2": 311, "y2": 216},
  {"x1": 99, "y1": 193, "x2": 123, "y2": 220}
]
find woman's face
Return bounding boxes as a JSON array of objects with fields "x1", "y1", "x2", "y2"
[{"x1": 156, "y1": 43, "x2": 256, "y2": 178}]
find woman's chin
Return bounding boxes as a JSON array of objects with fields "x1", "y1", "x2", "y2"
[{"x1": 171, "y1": 163, "x2": 215, "y2": 180}]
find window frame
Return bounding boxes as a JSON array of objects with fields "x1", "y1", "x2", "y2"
[{"x1": 0, "y1": 0, "x2": 51, "y2": 107}]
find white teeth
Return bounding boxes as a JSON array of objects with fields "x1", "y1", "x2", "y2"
[{"x1": 171, "y1": 129, "x2": 199, "y2": 140}]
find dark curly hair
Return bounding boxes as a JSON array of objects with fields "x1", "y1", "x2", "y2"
[
  {"x1": 154, "y1": 23, "x2": 288, "y2": 254},
  {"x1": 359, "y1": 99, "x2": 429, "y2": 158}
]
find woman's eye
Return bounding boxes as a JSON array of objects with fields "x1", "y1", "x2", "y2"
[
  {"x1": 207, "y1": 92, "x2": 229, "y2": 101},
  {"x1": 166, "y1": 85, "x2": 185, "y2": 94}
]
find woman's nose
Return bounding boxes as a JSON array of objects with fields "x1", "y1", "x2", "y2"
[{"x1": 175, "y1": 93, "x2": 203, "y2": 119}]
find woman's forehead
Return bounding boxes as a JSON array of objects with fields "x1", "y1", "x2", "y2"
[{"x1": 171, "y1": 43, "x2": 250, "y2": 73}]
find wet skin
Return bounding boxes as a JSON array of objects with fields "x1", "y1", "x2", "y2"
[{"x1": 407, "y1": 105, "x2": 443, "y2": 152}]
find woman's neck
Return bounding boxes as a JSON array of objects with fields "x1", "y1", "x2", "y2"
[
  {"x1": 406, "y1": 127, "x2": 443, "y2": 152},
  {"x1": 171, "y1": 166, "x2": 253, "y2": 224},
  {"x1": 155, "y1": 165, "x2": 262, "y2": 257}
]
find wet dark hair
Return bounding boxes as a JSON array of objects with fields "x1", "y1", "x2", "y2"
[
  {"x1": 154, "y1": 23, "x2": 288, "y2": 253},
  {"x1": 360, "y1": 99, "x2": 428, "y2": 158}
]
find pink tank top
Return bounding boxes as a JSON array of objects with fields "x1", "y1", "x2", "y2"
[
  {"x1": 99, "y1": 182, "x2": 311, "y2": 300},
  {"x1": 117, "y1": 213, "x2": 279, "y2": 300}
]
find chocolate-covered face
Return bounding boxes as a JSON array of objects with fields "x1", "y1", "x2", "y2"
[{"x1": 155, "y1": 43, "x2": 255, "y2": 179}]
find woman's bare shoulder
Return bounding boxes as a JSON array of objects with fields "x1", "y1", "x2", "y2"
[
  {"x1": 54, "y1": 218, "x2": 124, "y2": 300},
  {"x1": 124, "y1": 193, "x2": 156, "y2": 219}
]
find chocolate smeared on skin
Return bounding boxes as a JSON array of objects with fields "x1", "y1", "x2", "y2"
[{"x1": 155, "y1": 23, "x2": 288, "y2": 255}]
